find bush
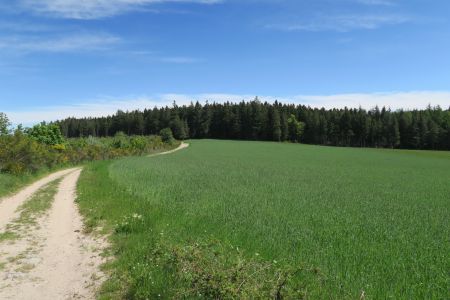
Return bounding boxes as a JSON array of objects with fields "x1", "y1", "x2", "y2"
[
  {"x1": 112, "y1": 132, "x2": 130, "y2": 149},
  {"x1": 129, "y1": 239, "x2": 325, "y2": 299},
  {"x1": 160, "y1": 128, "x2": 175, "y2": 143},
  {"x1": 0, "y1": 112, "x2": 10, "y2": 136},
  {"x1": 0, "y1": 131, "x2": 57, "y2": 174},
  {"x1": 0, "y1": 132, "x2": 174, "y2": 175},
  {"x1": 26, "y1": 123, "x2": 65, "y2": 146}
]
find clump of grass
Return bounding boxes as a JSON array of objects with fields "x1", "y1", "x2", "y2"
[
  {"x1": 2, "y1": 179, "x2": 61, "y2": 239},
  {"x1": 0, "y1": 179, "x2": 61, "y2": 274},
  {"x1": 0, "y1": 231, "x2": 18, "y2": 242},
  {"x1": 138, "y1": 239, "x2": 324, "y2": 300},
  {"x1": 13, "y1": 179, "x2": 60, "y2": 227}
]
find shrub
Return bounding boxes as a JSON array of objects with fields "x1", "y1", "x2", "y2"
[
  {"x1": 160, "y1": 128, "x2": 174, "y2": 143},
  {"x1": 112, "y1": 132, "x2": 130, "y2": 149},
  {"x1": 0, "y1": 112, "x2": 10, "y2": 136},
  {"x1": 130, "y1": 239, "x2": 324, "y2": 299},
  {"x1": 26, "y1": 123, "x2": 65, "y2": 146},
  {"x1": 0, "y1": 131, "x2": 56, "y2": 174},
  {"x1": 0, "y1": 132, "x2": 175, "y2": 175},
  {"x1": 130, "y1": 136, "x2": 147, "y2": 152}
]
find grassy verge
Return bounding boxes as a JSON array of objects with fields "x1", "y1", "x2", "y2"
[
  {"x1": 0, "y1": 165, "x2": 72, "y2": 199},
  {"x1": 77, "y1": 140, "x2": 450, "y2": 299},
  {"x1": 0, "y1": 172, "x2": 44, "y2": 198}
]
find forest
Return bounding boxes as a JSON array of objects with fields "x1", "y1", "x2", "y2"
[{"x1": 56, "y1": 99, "x2": 450, "y2": 150}]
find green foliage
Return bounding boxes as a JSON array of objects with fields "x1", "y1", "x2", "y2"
[
  {"x1": 112, "y1": 132, "x2": 130, "y2": 149},
  {"x1": 77, "y1": 140, "x2": 450, "y2": 299},
  {"x1": 170, "y1": 114, "x2": 188, "y2": 140},
  {"x1": 145, "y1": 240, "x2": 322, "y2": 299},
  {"x1": 159, "y1": 128, "x2": 174, "y2": 143},
  {"x1": 270, "y1": 107, "x2": 282, "y2": 142},
  {"x1": 0, "y1": 172, "x2": 39, "y2": 198},
  {"x1": 0, "y1": 131, "x2": 57, "y2": 174},
  {"x1": 0, "y1": 132, "x2": 176, "y2": 175},
  {"x1": 57, "y1": 102, "x2": 450, "y2": 150},
  {"x1": 0, "y1": 112, "x2": 10, "y2": 136},
  {"x1": 287, "y1": 114, "x2": 305, "y2": 142},
  {"x1": 26, "y1": 122, "x2": 65, "y2": 146}
]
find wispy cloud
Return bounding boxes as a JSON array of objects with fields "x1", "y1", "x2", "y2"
[
  {"x1": 0, "y1": 21, "x2": 55, "y2": 32},
  {"x1": 18, "y1": 0, "x2": 223, "y2": 19},
  {"x1": 159, "y1": 56, "x2": 203, "y2": 64},
  {"x1": 0, "y1": 33, "x2": 120, "y2": 53},
  {"x1": 6, "y1": 91, "x2": 450, "y2": 126},
  {"x1": 267, "y1": 14, "x2": 410, "y2": 32},
  {"x1": 356, "y1": 0, "x2": 395, "y2": 6}
]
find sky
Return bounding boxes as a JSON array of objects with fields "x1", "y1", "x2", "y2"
[{"x1": 0, "y1": 0, "x2": 449, "y2": 125}]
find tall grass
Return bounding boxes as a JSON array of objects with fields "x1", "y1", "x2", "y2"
[
  {"x1": 78, "y1": 140, "x2": 450, "y2": 299},
  {"x1": 0, "y1": 173, "x2": 33, "y2": 198}
]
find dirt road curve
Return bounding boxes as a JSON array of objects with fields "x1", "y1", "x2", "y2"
[
  {"x1": 148, "y1": 142, "x2": 189, "y2": 157},
  {"x1": 0, "y1": 168, "x2": 105, "y2": 300}
]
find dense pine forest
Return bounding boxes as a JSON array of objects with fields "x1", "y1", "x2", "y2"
[{"x1": 56, "y1": 99, "x2": 450, "y2": 150}]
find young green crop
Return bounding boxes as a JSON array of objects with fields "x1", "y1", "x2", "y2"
[{"x1": 78, "y1": 140, "x2": 450, "y2": 299}]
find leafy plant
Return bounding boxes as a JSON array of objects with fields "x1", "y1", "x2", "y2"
[
  {"x1": 26, "y1": 122, "x2": 65, "y2": 146},
  {"x1": 0, "y1": 112, "x2": 10, "y2": 136},
  {"x1": 160, "y1": 128, "x2": 175, "y2": 143}
]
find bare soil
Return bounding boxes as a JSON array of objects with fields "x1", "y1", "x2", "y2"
[{"x1": 0, "y1": 168, "x2": 106, "y2": 300}]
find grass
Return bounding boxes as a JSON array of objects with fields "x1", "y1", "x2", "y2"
[
  {"x1": 13, "y1": 179, "x2": 60, "y2": 227},
  {"x1": 0, "y1": 173, "x2": 37, "y2": 198},
  {"x1": 0, "y1": 137, "x2": 179, "y2": 198},
  {"x1": 0, "y1": 231, "x2": 18, "y2": 242},
  {"x1": 1, "y1": 179, "x2": 61, "y2": 241},
  {"x1": 77, "y1": 140, "x2": 450, "y2": 299},
  {"x1": 0, "y1": 166, "x2": 66, "y2": 198},
  {"x1": 0, "y1": 179, "x2": 60, "y2": 277}
]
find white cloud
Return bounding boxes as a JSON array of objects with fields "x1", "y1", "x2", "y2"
[
  {"x1": 290, "y1": 91, "x2": 450, "y2": 110},
  {"x1": 0, "y1": 33, "x2": 120, "y2": 53},
  {"x1": 19, "y1": 0, "x2": 222, "y2": 19},
  {"x1": 0, "y1": 21, "x2": 55, "y2": 32},
  {"x1": 267, "y1": 14, "x2": 410, "y2": 32},
  {"x1": 5, "y1": 91, "x2": 450, "y2": 126}
]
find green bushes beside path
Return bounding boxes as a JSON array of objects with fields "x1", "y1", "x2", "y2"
[{"x1": 0, "y1": 114, "x2": 177, "y2": 193}]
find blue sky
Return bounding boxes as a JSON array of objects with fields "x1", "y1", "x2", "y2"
[{"x1": 1, "y1": 0, "x2": 449, "y2": 124}]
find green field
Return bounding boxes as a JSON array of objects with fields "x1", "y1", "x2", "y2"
[{"x1": 78, "y1": 140, "x2": 450, "y2": 299}]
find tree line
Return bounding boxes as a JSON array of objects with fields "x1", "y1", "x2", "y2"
[{"x1": 56, "y1": 99, "x2": 450, "y2": 150}]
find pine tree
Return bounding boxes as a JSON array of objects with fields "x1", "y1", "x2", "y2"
[
  {"x1": 271, "y1": 107, "x2": 281, "y2": 141},
  {"x1": 280, "y1": 111, "x2": 288, "y2": 142},
  {"x1": 0, "y1": 112, "x2": 11, "y2": 136}
]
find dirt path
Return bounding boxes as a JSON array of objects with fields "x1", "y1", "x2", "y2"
[
  {"x1": 148, "y1": 142, "x2": 189, "y2": 157},
  {"x1": 0, "y1": 168, "x2": 105, "y2": 300},
  {"x1": 0, "y1": 168, "x2": 79, "y2": 231}
]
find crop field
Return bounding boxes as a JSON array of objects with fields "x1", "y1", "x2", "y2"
[{"x1": 78, "y1": 140, "x2": 450, "y2": 299}]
